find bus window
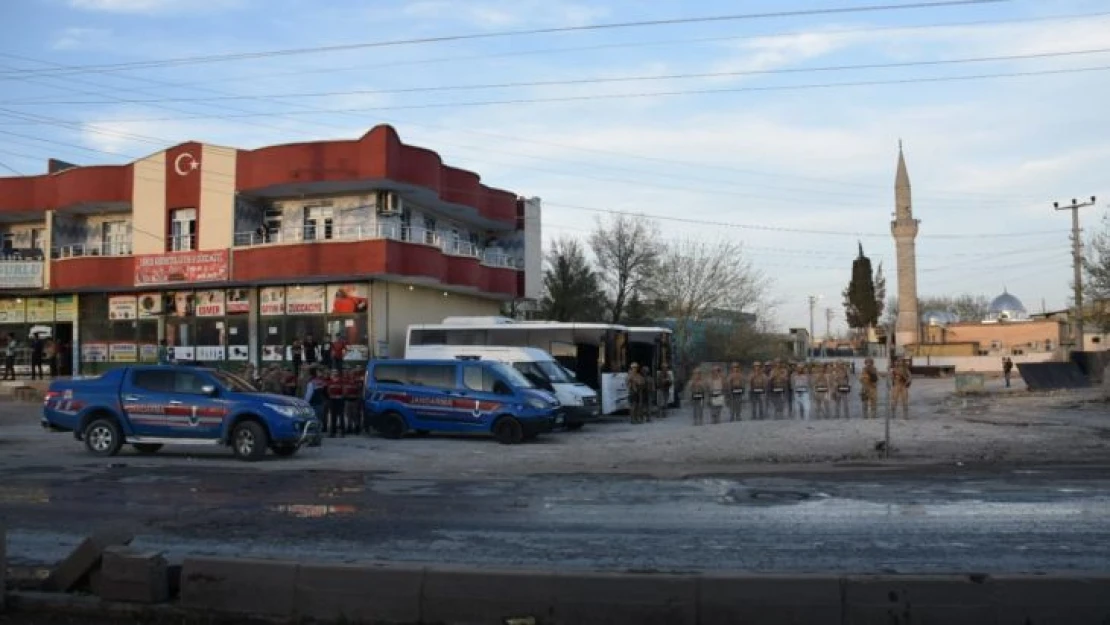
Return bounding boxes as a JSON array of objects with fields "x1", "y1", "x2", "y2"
[{"x1": 409, "y1": 329, "x2": 446, "y2": 346}]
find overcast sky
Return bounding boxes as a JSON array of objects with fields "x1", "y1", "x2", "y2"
[{"x1": 1, "y1": 0, "x2": 1108, "y2": 332}]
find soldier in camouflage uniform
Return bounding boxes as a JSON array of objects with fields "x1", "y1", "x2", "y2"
[
  {"x1": 859, "y1": 357, "x2": 880, "y2": 419},
  {"x1": 749, "y1": 361, "x2": 766, "y2": 420}
]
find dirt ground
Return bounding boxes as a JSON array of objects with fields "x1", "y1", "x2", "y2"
[{"x1": 2, "y1": 376, "x2": 1108, "y2": 477}]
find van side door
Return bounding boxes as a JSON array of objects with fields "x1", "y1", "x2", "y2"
[{"x1": 461, "y1": 364, "x2": 515, "y2": 427}]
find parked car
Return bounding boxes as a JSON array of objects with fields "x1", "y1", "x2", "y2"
[
  {"x1": 365, "y1": 358, "x2": 561, "y2": 444},
  {"x1": 41, "y1": 365, "x2": 321, "y2": 461}
]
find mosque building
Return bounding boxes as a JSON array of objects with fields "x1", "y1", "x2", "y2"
[{"x1": 910, "y1": 289, "x2": 1065, "y2": 358}]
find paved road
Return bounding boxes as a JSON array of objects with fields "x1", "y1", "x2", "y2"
[{"x1": 2, "y1": 462, "x2": 1109, "y2": 574}]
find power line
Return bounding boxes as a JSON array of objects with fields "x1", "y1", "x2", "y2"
[
  {"x1": 14, "y1": 64, "x2": 1102, "y2": 123},
  {"x1": 9, "y1": 46, "x2": 1104, "y2": 106},
  {"x1": 0, "y1": 0, "x2": 1009, "y2": 79},
  {"x1": 0, "y1": 159, "x2": 22, "y2": 175}
]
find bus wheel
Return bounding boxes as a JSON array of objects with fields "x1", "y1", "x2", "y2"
[
  {"x1": 494, "y1": 417, "x2": 523, "y2": 445},
  {"x1": 377, "y1": 412, "x2": 407, "y2": 440}
]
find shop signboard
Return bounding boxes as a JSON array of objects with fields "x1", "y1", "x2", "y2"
[
  {"x1": 25, "y1": 298, "x2": 55, "y2": 323},
  {"x1": 196, "y1": 290, "x2": 226, "y2": 317},
  {"x1": 286, "y1": 285, "x2": 326, "y2": 315},
  {"x1": 227, "y1": 288, "x2": 250, "y2": 315},
  {"x1": 109, "y1": 343, "x2": 138, "y2": 363},
  {"x1": 139, "y1": 344, "x2": 159, "y2": 363},
  {"x1": 0, "y1": 261, "x2": 44, "y2": 289},
  {"x1": 327, "y1": 284, "x2": 369, "y2": 314},
  {"x1": 169, "y1": 346, "x2": 195, "y2": 361},
  {"x1": 196, "y1": 345, "x2": 226, "y2": 361},
  {"x1": 108, "y1": 295, "x2": 138, "y2": 321},
  {"x1": 134, "y1": 249, "x2": 229, "y2": 286},
  {"x1": 82, "y1": 342, "x2": 108, "y2": 362},
  {"x1": 0, "y1": 299, "x2": 26, "y2": 324},
  {"x1": 54, "y1": 295, "x2": 77, "y2": 322},
  {"x1": 261, "y1": 344, "x2": 284, "y2": 361},
  {"x1": 260, "y1": 287, "x2": 285, "y2": 316},
  {"x1": 227, "y1": 344, "x2": 249, "y2": 361},
  {"x1": 137, "y1": 293, "x2": 163, "y2": 319}
]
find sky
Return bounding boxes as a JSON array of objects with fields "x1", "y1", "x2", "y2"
[{"x1": 1, "y1": 0, "x2": 1108, "y2": 333}]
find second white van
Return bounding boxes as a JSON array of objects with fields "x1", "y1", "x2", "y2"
[{"x1": 404, "y1": 344, "x2": 600, "y2": 429}]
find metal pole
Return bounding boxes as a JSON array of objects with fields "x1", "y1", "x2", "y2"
[
  {"x1": 884, "y1": 323, "x2": 893, "y2": 459},
  {"x1": 1054, "y1": 196, "x2": 1096, "y2": 352},
  {"x1": 808, "y1": 295, "x2": 816, "y2": 358}
]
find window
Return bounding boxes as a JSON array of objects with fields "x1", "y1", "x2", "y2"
[
  {"x1": 410, "y1": 329, "x2": 446, "y2": 346},
  {"x1": 132, "y1": 369, "x2": 175, "y2": 393},
  {"x1": 1, "y1": 233, "x2": 12, "y2": 252},
  {"x1": 373, "y1": 365, "x2": 408, "y2": 385},
  {"x1": 30, "y1": 228, "x2": 45, "y2": 252},
  {"x1": 102, "y1": 221, "x2": 129, "y2": 255},
  {"x1": 423, "y1": 216, "x2": 437, "y2": 245},
  {"x1": 174, "y1": 371, "x2": 211, "y2": 395},
  {"x1": 213, "y1": 370, "x2": 257, "y2": 393},
  {"x1": 400, "y1": 208, "x2": 412, "y2": 242},
  {"x1": 410, "y1": 364, "x2": 456, "y2": 389},
  {"x1": 463, "y1": 365, "x2": 514, "y2": 395},
  {"x1": 304, "y1": 206, "x2": 334, "y2": 241},
  {"x1": 170, "y1": 209, "x2": 197, "y2": 251}
]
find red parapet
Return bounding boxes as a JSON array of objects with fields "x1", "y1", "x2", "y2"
[
  {"x1": 482, "y1": 265, "x2": 519, "y2": 298},
  {"x1": 232, "y1": 240, "x2": 390, "y2": 283},
  {"x1": 51, "y1": 256, "x2": 137, "y2": 290},
  {"x1": 444, "y1": 255, "x2": 482, "y2": 290}
]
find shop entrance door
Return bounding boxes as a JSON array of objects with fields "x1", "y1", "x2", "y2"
[{"x1": 54, "y1": 322, "x2": 73, "y2": 376}]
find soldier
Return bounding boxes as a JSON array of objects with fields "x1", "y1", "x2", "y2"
[
  {"x1": 749, "y1": 361, "x2": 766, "y2": 420},
  {"x1": 627, "y1": 363, "x2": 647, "y2": 424},
  {"x1": 726, "y1": 362, "x2": 745, "y2": 422},
  {"x1": 642, "y1": 366, "x2": 656, "y2": 423},
  {"x1": 812, "y1": 363, "x2": 831, "y2": 419},
  {"x1": 327, "y1": 370, "x2": 346, "y2": 437},
  {"x1": 343, "y1": 370, "x2": 362, "y2": 434},
  {"x1": 792, "y1": 363, "x2": 810, "y2": 420},
  {"x1": 656, "y1": 365, "x2": 673, "y2": 419},
  {"x1": 859, "y1": 357, "x2": 880, "y2": 419},
  {"x1": 891, "y1": 358, "x2": 911, "y2": 419},
  {"x1": 305, "y1": 367, "x2": 328, "y2": 428},
  {"x1": 834, "y1": 362, "x2": 852, "y2": 419},
  {"x1": 688, "y1": 367, "x2": 707, "y2": 426},
  {"x1": 708, "y1": 366, "x2": 726, "y2": 424},
  {"x1": 769, "y1": 362, "x2": 790, "y2": 419}
]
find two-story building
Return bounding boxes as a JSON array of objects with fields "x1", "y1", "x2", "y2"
[{"x1": 0, "y1": 125, "x2": 541, "y2": 374}]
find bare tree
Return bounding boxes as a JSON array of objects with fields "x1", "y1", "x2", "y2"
[
  {"x1": 645, "y1": 238, "x2": 770, "y2": 362},
  {"x1": 539, "y1": 237, "x2": 607, "y2": 322},
  {"x1": 589, "y1": 214, "x2": 662, "y2": 323}
]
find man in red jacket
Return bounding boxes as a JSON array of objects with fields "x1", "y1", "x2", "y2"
[
  {"x1": 326, "y1": 370, "x2": 346, "y2": 438},
  {"x1": 343, "y1": 371, "x2": 362, "y2": 434}
]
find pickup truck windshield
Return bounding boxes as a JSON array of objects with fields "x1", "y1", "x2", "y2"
[{"x1": 212, "y1": 370, "x2": 258, "y2": 393}]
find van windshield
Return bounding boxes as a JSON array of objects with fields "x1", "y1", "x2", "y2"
[
  {"x1": 491, "y1": 362, "x2": 535, "y2": 388},
  {"x1": 536, "y1": 360, "x2": 573, "y2": 383}
]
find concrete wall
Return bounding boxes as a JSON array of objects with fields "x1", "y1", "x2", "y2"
[
  {"x1": 197, "y1": 144, "x2": 237, "y2": 252},
  {"x1": 131, "y1": 153, "x2": 166, "y2": 255},
  {"x1": 369, "y1": 282, "x2": 499, "y2": 358},
  {"x1": 923, "y1": 319, "x2": 1064, "y2": 355},
  {"x1": 177, "y1": 556, "x2": 1110, "y2": 625},
  {"x1": 917, "y1": 352, "x2": 1057, "y2": 373}
]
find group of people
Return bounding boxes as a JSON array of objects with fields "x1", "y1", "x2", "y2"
[
  {"x1": 245, "y1": 363, "x2": 364, "y2": 437},
  {"x1": 2, "y1": 332, "x2": 65, "y2": 381},
  {"x1": 680, "y1": 357, "x2": 914, "y2": 425},
  {"x1": 626, "y1": 362, "x2": 675, "y2": 424},
  {"x1": 289, "y1": 333, "x2": 349, "y2": 377}
]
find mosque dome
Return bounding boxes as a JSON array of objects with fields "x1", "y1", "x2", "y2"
[
  {"x1": 987, "y1": 290, "x2": 1028, "y2": 321},
  {"x1": 922, "y1": 310, "x2": 959, "y2": 326}
]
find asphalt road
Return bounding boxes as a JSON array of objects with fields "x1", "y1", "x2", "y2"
[{"x1": 2, "y1": 461, "x2": 1109, "y2": 574}]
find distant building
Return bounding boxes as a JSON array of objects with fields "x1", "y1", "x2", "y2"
[
  {"x1": 910, "y1": 290, "x2": 1065, "y2": 358},
  {"x1": 1031, "y1": 297, "x2": 1110, "y2": 352}
]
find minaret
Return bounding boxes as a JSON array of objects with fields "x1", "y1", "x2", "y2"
[{"x1": 892, "y1": 141, "x2": 920, "y2": 350}]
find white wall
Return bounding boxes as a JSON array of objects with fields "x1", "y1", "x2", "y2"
[{"x1": 369, "y1": 282, "x2": 499, "y2": 358}]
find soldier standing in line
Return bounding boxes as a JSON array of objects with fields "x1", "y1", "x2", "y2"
[
  {"x1": 891, "y1": 358, "x2": 911, "y2": 419},
  {"x1": 656, "y1": 365, "x2": 673, "y2": 419},
  {"x1": 726, "y1": 362, "x2": 745, "y2": 422},
  {"x1": 642, "y1": 366, "x2": 656, "y2": 423},
  {"x1": 627, "y1": 363, "x2": 647, "y2": 425},
  {"x1": 812, "y1": 363, "x2": 831, "y2": 419},
  {"x1": 688, "y1": 367, "x2": 707, "y2": 426},
  {"x1": 834, "y1": 362, "x2": 852, "y2": 419},
  {"x1": 343, "y1": 370, "x2": 362, "y2": 434},
  {"x1": 859, "y1": 357, "x2": 880, "y2": 419},
  {"x1": 707, "y1": 366, "x2": 726, "y2": 424},
  {"x1": 327, "y1": 370, "x2": 346, "y2": 438},
  {"x1": 749, "y1": 361, "x2": 766, "y2": 420},
  {"x1": 791, "y1": 363, "x2": 810, "y2": 420},
  {"x1": 769, "y1": 362, "x2": 789, "y2": 419}
]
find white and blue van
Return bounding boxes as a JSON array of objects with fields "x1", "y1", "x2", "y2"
[{"x1": 364, "y1": 359, "x2": 562, "y2": 444}]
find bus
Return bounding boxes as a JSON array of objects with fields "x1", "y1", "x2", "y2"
[
  {"x1": 628, "y1": 326, "x2": 676, "y2": 405},
  {"x1": 405, "y1": 317, "x2": 630, "y2": 414}
]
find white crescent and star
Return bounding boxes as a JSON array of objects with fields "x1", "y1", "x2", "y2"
[{"x1": 174, "y1": 152, "x2": 200, "y2": 176}]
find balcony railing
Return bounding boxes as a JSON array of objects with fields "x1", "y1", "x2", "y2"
[
  {"x1": 52, "y1": 242, "x2": 133, "y2": 258},
  {"x1": 1, "y1": 247, "x2": 46, "y2": 261},
  {"x1": 233, "y1": 224, "x2": 523, "y2": 269}
]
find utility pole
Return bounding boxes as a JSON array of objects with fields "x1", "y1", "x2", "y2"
[
  {"x1": 823, "y1": 307, "x2": 834, "y2": 357},
  {"x1": 1054, "y1": 196, "x2": 1096, "y2": 352},
  {"x1": 807, "y1": 295, "x2": 821, "y2": 358}
]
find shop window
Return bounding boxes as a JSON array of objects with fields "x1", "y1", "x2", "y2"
[{"x1": 261, "y1": 317, "x2": 285, "y2": 362}]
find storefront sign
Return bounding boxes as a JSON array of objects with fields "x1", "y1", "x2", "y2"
[
  {"x1": 109, "y1": 343, "x2": 138, "y2": 363},
  {"x1": 0, "y1": 298, "x2": 26, "y2": 324},
  {"x1": 261, "y1": 344, "x2": 284, "y2": 361},
  {"x1": 82, "y1": 342, "x2": 109, "y2": 363},
  {"x1": 139, "y1": 344, "x2": 159, "y2": 363},
  {"x1": 227, "y1": 344, "x2": 249, "y2": 361},
  {"x1": 327, "y1": 284, "x2": 369, "y2": 314},
  {"x1": 108, "y1": 295, "x2": 138, "y2": 321},
  {"x1": 196, "y1": 290, "x2": 226, "y2": 317},
  {"x1": 134, "y1": 250, "x2": 229, "y2": 286},
  {"x1": 137, "y1": 293, "x2": 163, "y2": 318},
  {"x1": 196, "y1": 345, "x2": 226, "y2": 361},
  {"x1": 260, "y1": 287, "x2": 285, "y2": 316},
  {"x1": 169, "y1": 346, "x2": 194, "y2": 361},
  {"x1": 24, "y1": 298, "x2": 54, "y2": 323},
  {"x1": 0, "y1": 261, "x2": 44, "y2": 289},
  {"x1": 55, "y1": 295, "x2": 77, "y2": 322},
  {"x1": 226, "y1": 288, "x2": 250, "y2": 315},
  {"x1": 286, "y1": 285, "x2": 326, "y2": 315}
]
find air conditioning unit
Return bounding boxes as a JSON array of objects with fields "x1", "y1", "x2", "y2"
[{"x1": 377, "y1": 191, "x2": 402, "y2": 216}]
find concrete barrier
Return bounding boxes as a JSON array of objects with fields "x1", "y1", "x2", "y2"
[
  {"x1": 180, "y1": 557, "x2": 296, "y2": 618},
  {"x1": 294, "y1": 562, "x2": 423, "y2": 623},
  {"x1": 1, "y1": 523, "x2": 6, "y2": 611},
  {"x1": 844, "y1": 575, "x2": 995, "y2": 625},
  {"x1": 992, "y1": 575, "x2": 1110, "y2": 624},
  {"x1": 699, "y1": 574, "x2": 841, "y2": 625}
]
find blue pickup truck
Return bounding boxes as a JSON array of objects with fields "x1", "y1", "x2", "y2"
[{"x1": 41, "y1": 365, "x2": 321, "y2": 461}]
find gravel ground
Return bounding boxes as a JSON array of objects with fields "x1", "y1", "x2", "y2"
[{"x1": 1, "y1": 376, "x2": 1107, "y2": 477}]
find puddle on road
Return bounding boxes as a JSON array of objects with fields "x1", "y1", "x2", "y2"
[{"x1": 271, "y1": 504, "x2": 358, "y2": 519}]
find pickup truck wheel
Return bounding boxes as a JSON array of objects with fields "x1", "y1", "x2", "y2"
[
  {"x1": 231, "y1": 421, "x2": 268, "y2": 461},
  {"x1": 376, "y1": 412, "x2": 407, "y2": 440},
  {"x1": 270, "y1": 444, "x2": 297, "y2": 457},
  {"x1": 132, "y1": 443, "x2": 163, "y2": 454},
  {"x1": 83, "y1": 418, "x2": 123, "y2": 457},
  {"x1": 494, "y1": 417, "x2": 523, "y2": 445},
  {"x1": 566, "y1": 422, "x2": 585, "y2": 431}
]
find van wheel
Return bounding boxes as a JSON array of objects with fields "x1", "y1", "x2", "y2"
[
  {"x1": 84, "y1": 418, "x2": 123, "y2": 457},
  {"x1": 132, "y1": 443, "x2": 163, "y2": 454},
  {"x1": 494, "y1": 417, "x2": 523, "y2": 445},
  {"x1": 377, "y1": 412, "x2": 407, "y2": 440},
  {"x1": 232, "y1": 421, "x2": 269, "y2": 461},
  {"x1": 270, "y1": 444, "x2": 298, "y2": 457}
]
